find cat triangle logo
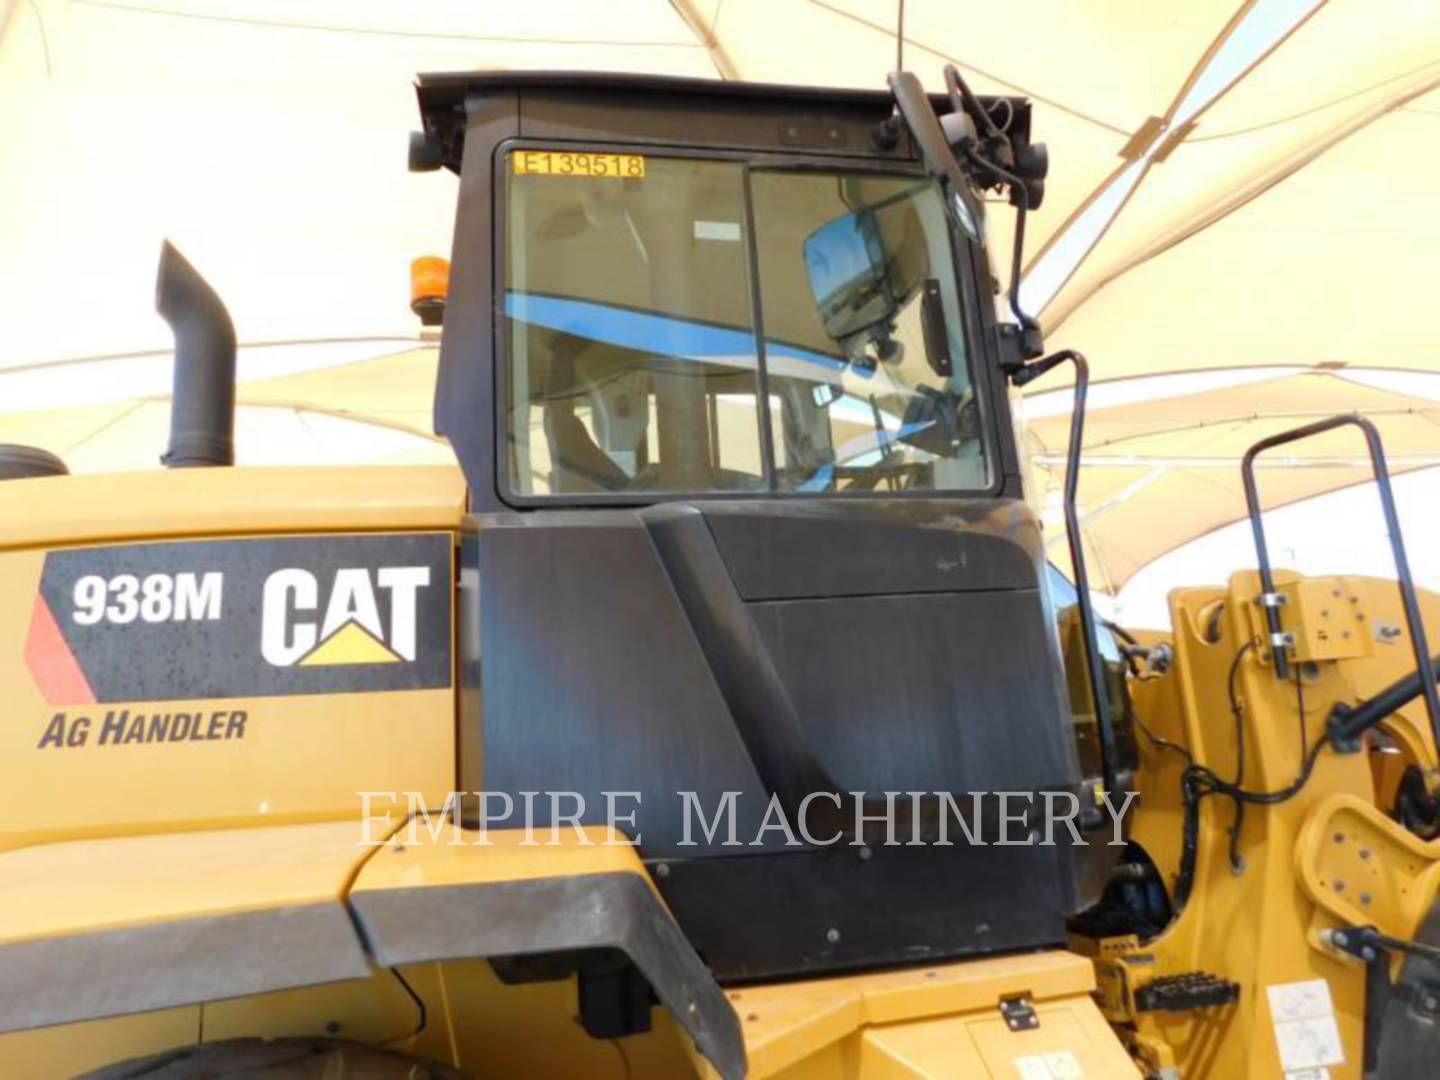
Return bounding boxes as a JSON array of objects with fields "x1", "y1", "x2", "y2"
[
  {"x1": 298, "y1": 620, "x2": 401, "y2": 666},
  {"x1": 261, "y1": 565, "x2": 429, "y2": 669}
]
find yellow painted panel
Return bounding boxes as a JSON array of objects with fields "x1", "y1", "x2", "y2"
[
  {"x1": 963, "y1": 999, "x2": 1142, "y2": 1078},
  {"x1": 0, "y1": 820, "x2": 383, "y2": 943},
  {"x1": 0, "y1": 526, "x2": 456, "y2": 850},
  {"x1": 0, "y1": 465, "x2": 465, "y2": 552},
  {"x1": 0, "y1": 1006, "x2": 198, "y2": 1080},
  {"x1": 736, "y1": 951, "x2": 1098, "y2": 1078},
  {"x1": 201, "y1": 970, "x2": 423, "y2": 1047},
  {"x1": 351, "y1": 823, "x2": 651, "y2": 892}
]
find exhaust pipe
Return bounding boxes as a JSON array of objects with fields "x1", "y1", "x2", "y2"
[{"x1": 155, "y1": 241, "x2": 236, "y2": 467}]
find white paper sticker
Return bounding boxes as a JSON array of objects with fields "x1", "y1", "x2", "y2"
[
  {"x1": 1268, "y1": 980, "x2": 1345, "y2": 1072},
  {"x1": 694, "y1": 220, "x2": 741, "y2": 242},
  {"x1": 1014, "y1": 1050, "x2": 1085, "y2": 1080}
]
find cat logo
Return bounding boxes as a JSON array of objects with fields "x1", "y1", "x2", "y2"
[
  {"x1": 30, "y1": 533, "x2": 450, "y2": 703},
  {"x1": 260, "y1": 566, "x2": 431, "y2": 668}
]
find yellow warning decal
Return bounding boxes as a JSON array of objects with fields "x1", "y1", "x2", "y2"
[
  {"x1": 512, "y1": 150, "x2": 646, "y2": 179},
  {"x1": 299, "y1": 621, "x2": 401, "y2": 666}
]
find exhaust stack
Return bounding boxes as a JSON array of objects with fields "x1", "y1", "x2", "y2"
[{"x1": 155, "y1": 241, "x2": 236, "y2": 467}]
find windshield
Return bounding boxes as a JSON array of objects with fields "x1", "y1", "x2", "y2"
[{"x1": 502, "y1": 150, "x2": 987, "y2": 498}]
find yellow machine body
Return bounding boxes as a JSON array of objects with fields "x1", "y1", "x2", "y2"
[
  {"x1": 3, "y1": 462, "x2": 1439, "y2": 1079},
  {"x1": 8, "y1": 58, "x2": 1440, "y2": 1080},
  {"x1": 0, "y1": 463, "x2": 1139, "y2": 1079},
  {"x1": 1071, "y1": 572, "x2": 1440, "y2": 1080},
  {"x1": 2, "y1": 815, "x2": 1137, "y2": 1080},
  {"x1": 0, "y1": 466, "x2": 464, "y2": 854}
]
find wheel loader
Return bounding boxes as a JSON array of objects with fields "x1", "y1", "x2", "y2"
[{"x1": 1, "y1": 65, "x2": 1438, "y2": 1080}]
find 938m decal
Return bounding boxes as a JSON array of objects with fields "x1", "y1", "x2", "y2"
[{"x1": 24, "y1": 533, "x2": 452, "y2": 704}]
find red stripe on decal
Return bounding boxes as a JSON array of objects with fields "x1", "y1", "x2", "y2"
[{"x1": 24, "y1": 594, "x2": 96, "y2": 705}]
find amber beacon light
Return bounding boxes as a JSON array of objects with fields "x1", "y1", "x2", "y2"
[{"x1": 409, "y1": 255, "x2": 449, "y2": 326}]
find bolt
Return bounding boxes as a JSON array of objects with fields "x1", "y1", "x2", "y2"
[
  {"x1": 1361, "y1": 892, "x2": 1373, "y2": 906},
  {"x1": 325, "y1": 1021, "x2": 342, "y2": 1034},
  {"x1": 1335, "y1": 881, "x2": 1346, "y2": 893},
  {"x1": 746, "y1": 1013, "x2": 758, "y2": 1022},
  {"x1": 655, "y1": 862, "x2": 670, "y2": 878},
  {"x1": 1423, "y1": 995, "x2": 1438, "y2": 1011},
  {"x1": 1334, "y1": 832, "x2": 1346, "y2": 844},
  {"x1": 1360, "y1": 848, "x2": 1372, "y2": 861},
  {"x1": 1334, "y1": 931, "x2": 1349, "y2": 948},
  {"x1": 1362, "y1": 946, "x2": 1378, "y2": 962},
  {"x1": 826, "y1": 927, "x2": 842, "y2": 945},
  {"x1": 858, "y1": 845, "x2": 873, "y2": 861},
  {"x1": 393, "y1": 845, "x2": 406, "y2": 854}
]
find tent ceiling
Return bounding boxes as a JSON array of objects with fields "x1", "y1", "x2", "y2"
[
  {"x1": 2, "y1": 0, "x2": 1436, "y2": 587},
  {"x1": 1041, "y1": 1, "x2": 1440, "y2": 331},
  {"x1": 0, "y1": 0, "x2": 712, "y2": 368},
  {"x1": 0, "y1": 345, "x2": 444, "y2": 471},
  {"x1": 1027, "y1": 371, "x2": 1440, "y2": 589},
  {"x1": 1048, "y1": 83, "x2": 1440, "y2": 382},
  {"x1": 693, "y1": 0, "x2": 1250, "y2": 296}
]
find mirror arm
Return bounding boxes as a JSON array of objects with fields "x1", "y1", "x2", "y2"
[
  {"x1": 960, "y1": 144, "x2": 1042, "y2": 363},
  {"x1": 887, "y1": 72, "x2": 973, "y2": 199},
  {"x1": 944, "y1": 63, "x2": 1003, "y2": 141}
]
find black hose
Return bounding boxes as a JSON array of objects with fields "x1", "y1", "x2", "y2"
[
  {"x1": 1174, "y1": 714, "x2": 1329, "y2": 907},
  {"x1": 1225, "y1": 641, "x2": 1254, "y2": 868},
  {"x1": 1330, "y1": 652, "x2": 1440, "y2": 747}
]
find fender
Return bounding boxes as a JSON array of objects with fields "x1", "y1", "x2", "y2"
[
  {"x1": 0, "y1": 819, "x2": 381, "y2": 1033},
  {"x1": 348, "y1": 822, "x2": 746, "y2": 1080},
  {"x1": 0, "y1": 818, "x2": 744, "y2": 1080}
]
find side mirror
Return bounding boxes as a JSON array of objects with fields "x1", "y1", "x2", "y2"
[{"x1": 803, "y1": 209, "x2": 899, "y2": 343}]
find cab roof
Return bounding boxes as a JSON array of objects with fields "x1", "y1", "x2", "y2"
[{"x1": 413, "y1": 69, "x2": 1029, "y2": 174}]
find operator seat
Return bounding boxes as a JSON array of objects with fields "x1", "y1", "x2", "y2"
[{"x1": 544, "y1": 408, "x2": 629, "y2": 492}]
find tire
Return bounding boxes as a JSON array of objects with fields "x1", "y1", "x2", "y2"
[{"x1": 77, "y1": 1037, "x2": 470, "y2": 1079}]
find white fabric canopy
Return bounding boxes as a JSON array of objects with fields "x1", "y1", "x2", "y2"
[
  {"x1": 0, "y1": 0, "x2": 711, "y2": 367},
  {"x1": 2, "y1": 0, "x2": 1436, "y2": 597}
]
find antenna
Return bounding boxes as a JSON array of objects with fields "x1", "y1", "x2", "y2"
[{"x1": 895, "y1": 0, "x2": 906, "y2": 72}]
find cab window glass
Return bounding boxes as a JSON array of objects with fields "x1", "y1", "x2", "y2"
[
  {"x1": 749, "y1": 170, "x2": 987, "y2": 493},
  {"x1": 504, "y1": 153, "x2": 765, "y2": 495},
  {"x1": 501, "y1": 152, "x2": 989, "y2": 499}
]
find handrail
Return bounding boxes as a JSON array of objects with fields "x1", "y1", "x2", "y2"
[
  {"x1": 1240, "y1": 414, "x2": 1440, "y2": 750},
  {"x1": 1013, "y1": 349, "x2": 1121, "y2": 795}
]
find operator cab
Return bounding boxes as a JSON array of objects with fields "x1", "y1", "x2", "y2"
[{"x1": 415, "y1": 71, "x2": 1131, "y2": 981}]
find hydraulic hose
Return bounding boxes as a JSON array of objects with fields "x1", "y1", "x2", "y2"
[{"x1": 1330, "y1": 652, "x2": 1440, "y2": 748}]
